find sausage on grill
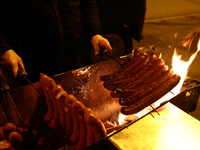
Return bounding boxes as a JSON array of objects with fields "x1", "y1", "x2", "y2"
[{"x1": 121, "y1": 74, "x2": 181, "y2": 115}]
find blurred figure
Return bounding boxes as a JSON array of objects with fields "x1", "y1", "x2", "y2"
[{"x1": 0, "y1": 0, "x2": 112, "y2": 87}]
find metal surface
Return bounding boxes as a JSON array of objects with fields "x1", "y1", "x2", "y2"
[
  {"x1": 0, "y1": 55, "x2": 130, "y2": 125},
  {"x1": 108, "y1": 102, "x2": 200, "y2": 150},
  {"x1": 0, "y1": 82, "x2": 42, "y2": 125},
  {"x1": 52, "y1": 56, "x2": 130, "y2": 121}
]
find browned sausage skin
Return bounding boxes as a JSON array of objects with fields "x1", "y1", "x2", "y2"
[
  {"x1": 40, "y1": 73, "x2": 108, "y2": 149},
  {"x1": 103, "y1": 53, "x2": 146, "y2": 90},
  {"x1": 73, "y1": 101, "x2": 87, "y2": 150},
  {"x1": 52, "y1": 85, "x2": 67, "y2": 131},
  {"x1": 40, "y1": 73, "x2": 54, "y2": 123},
  {"x1": 112, "y1": 64, "x2": 168, "y2": 99},
  {"x1": 101, "y1": 48, "x2": 142, "y2": 82},
  {"x1": 120, "y1": 69, "x2": 174, "y2": 106},
  {"x1": 85, "y1": 108, "x2": 107, "y2": 144},
  {"x1": 65, "y1": 94, "x2": 80, "y2": 145},
  {"x1": 121, "y1": 74, "x2": 181, "y2": 115}
]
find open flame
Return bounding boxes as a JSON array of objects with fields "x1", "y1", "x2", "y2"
[{"x1": 117, "y1": 38, "x2": 200, "y2": 125}]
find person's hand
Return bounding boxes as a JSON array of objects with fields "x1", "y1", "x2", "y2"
[
  {"x1": 0, "y1": 49, "x2": 26, "y2": 86},
  {"x1": 91, "y1": 34, "x2": 112, "y2": 55}
]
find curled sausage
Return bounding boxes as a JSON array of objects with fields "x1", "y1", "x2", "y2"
[
  {"x1": 85, "y1": 108, "x2": 107, "y2": 144},
  {"x1": 65, "y1": 94, "x2": 80, "y2": 145},
  {"x1": 120, "y1": 58, "x2": 165, "y2": 91},
  {"x1": 104, "y1": 54, "x2": 150, "y2": 91},
  {"x1": 48, "y1": 84, "x2": 60, "y2": 130},
  {"x1": 40, "y1": 73, "x2": 54, "y2": 123},
  {"x1": 108, "y1": 54, "x2": 157, "y2": 92},
  {"x1": 120, "y1": 69, "x2": 174, "y2": 106},
  {"x1": 73, "y1": 101, "x2": 87, "y2": 150},
  {"x1": 103, "y1": 53, "x2": 146, "y2": 90},
  {"x1": 101, "y1": 48, "x2": 142, "y2": 82},
  {"x1": 52, "y1": 85, "x2": 68, "y2": 131},
  {"x1": 121, "y1": 74, "x2": 181, "y2": 115},
  {"x1": 112, "y1": 64, "x2": 168, "y2": 99}
]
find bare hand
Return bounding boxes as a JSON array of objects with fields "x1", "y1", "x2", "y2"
[
  {"x1": 0, "y1": 49, "x2": 26, "y2": 86},
  {"x1": 91, "y1": 34, "x2": 112, "y2": 55}
]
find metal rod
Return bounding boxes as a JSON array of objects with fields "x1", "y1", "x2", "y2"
[
  {"x1": 150, "y1": 113, "x2": 155, "y2": 119},
  {"x1": 6, "y1": 91, "x2": 25, "y2": 126},
  {"x1": 104, "y1": 53, "x2": 123, "y2": 67},
  {"x1": 22, "y1": 76, "x2": 44, "y2": 96},
  {"x1": 0, "y1": 105, "x2": 8, "y2": 123},
  {"x1": 170, "y1": 91, "x2": 175, "y2": 95},
  {"x1": 150, "y1": 105, "x2": 167, "y2": 122},
  {"x1": 18, "y1": 70, "x2": 44, "y2": 96}
]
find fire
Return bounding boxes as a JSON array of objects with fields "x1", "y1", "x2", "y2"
[
  {"x1": 171, "y1": 40, "x2": 200, "y2": 95},
  {"x1": 155, "y1": 39, "x2": 200, "y2": 109},
  {"x1": 117, "y1": 38, "x2": 200, "y2": 124}
]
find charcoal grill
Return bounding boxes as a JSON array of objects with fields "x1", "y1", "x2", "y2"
[{"x1": 0, "y1": 48, "x2": 200, "y2": 150}]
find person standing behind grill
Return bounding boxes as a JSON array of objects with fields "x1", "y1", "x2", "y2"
[{"x1": 0, "y1": 0, "x2": 112, "y2": 87}]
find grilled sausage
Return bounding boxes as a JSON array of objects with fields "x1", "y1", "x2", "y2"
[
  {"x1": 85, "y1": 108, "x2": 107, "y2": 144},
  {"x1": 40, "y1": 73, "x2": 54, "y2": 123},
  {"x1": 52, "y1": 85, "x2": 66, "y2": 130},
  {"x1": 101, "y1": 48, "x2": 142, "y2": 82},
  {"x1": 73, "y1": 101, "x2": 87, "y2": 150},
  {"x1": 103, "y1": 53, "x2": 146, "y2": 90},
  {"x1": 120, "y1": 69, "x2": 174, "y2": 106},
  {"x1": 120, "y1": 59, "x2": 166, "y2": 91},
  {"x1": 108, "y1": 54, "x2": 157, "y2": 92},
  {"x1": 121, "y1": 74, "x2": 181, "y2": 115},
  {"x1": 63, "y1": 104, "x2": 73, "y2": 136},
  {"x1": 104, "y1": 54, "x2": 150, "y2": 91},
  {"x1": 112, "y1": 64, "x2": 168, "y2": 99},
  {"x1": 48, "y1": 84, "x2": 60, "y2": 130},
  {"x1": 65, "y1": 94, "x2": 80, "y2": 145}
]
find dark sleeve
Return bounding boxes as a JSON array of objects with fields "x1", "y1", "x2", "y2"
[
  {"x1": 0, "y1": 1, "x2": 13, "y2": 54},
  {"x1": 0, "y1": 36, "x2": 13, "y2": 54},
  {"x1": 80, "y1": 0, "x2": 103, "y2": 42}
]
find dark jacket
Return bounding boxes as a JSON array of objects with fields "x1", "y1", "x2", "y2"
[{"x1": 0, "y1": 0, "x2": 102, "y2": 82}]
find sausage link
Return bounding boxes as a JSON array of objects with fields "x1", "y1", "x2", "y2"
[
  {"x1": 103, "y1": 53, "x2": 146, "y2": 90},
  {"x1": 40, "y1": 73, "x2": 54, "y2": 123},
  {"x1": 121, "y1": 69, "x2": 174, "y2": 106},
  {"x1": 64, "y1": 96, "x2": 73, "y2": 136},
  {"x1": 73, "y1": 101, "x2": 87, "y2": 150},
  {"x1": 53, "y1": 85, "x2": 67, "y2": 130},
  {"x1": 112, "y1": 64, "x2": 168, "y2": 99},
  {"x1": 121, "y1": 74, "x2": 181, "y2": 115},
  {"x1": 48, "y1": 84, "x2": 60, "y2": 129},
  {"x1": 85, "y1": 108, "x2": 107, "y2": 144},
  {"x1": 110, "y1": 54, "x2": 158, "y2": 93},
  {"x1": 101, "y1": 48, "x2": 141, "y2": 82},
  {"x1": 120, "y1": 59, "x2": 166, "y2": 91},
  {"x1": 66, "y1": 94, "x2": 80, "y2": 145}
]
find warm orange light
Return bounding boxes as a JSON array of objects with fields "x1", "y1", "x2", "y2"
[
  {"x1": 118, "y1": 113, "x2": 126, "y2": 125},
  {"x1": 172, "y1": 39, "x2": 200, "y2": 95},
  {"x1": 117, "y1": 39, "x2": 200, "y2": 123}
]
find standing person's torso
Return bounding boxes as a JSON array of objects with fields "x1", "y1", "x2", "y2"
[{"x1": 1, "y1": 0, "x2": 83, "y2": 81}]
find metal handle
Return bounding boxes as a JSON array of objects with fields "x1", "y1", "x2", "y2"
[
  {"x1": 99, "y1": 47, "x2": 123, "y2": 67},
  {"x1": 17, "y1": 70, "x2": 44, "y2": 96}
]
